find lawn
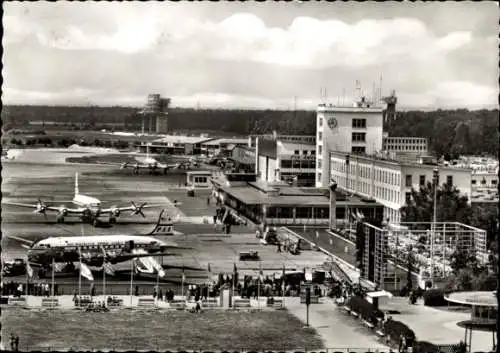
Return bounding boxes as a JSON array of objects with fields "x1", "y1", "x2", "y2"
[{"x1": 1, "y1": 308, "x2": 324, "y2": 351}]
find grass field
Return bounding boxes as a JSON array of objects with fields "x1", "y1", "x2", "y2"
[{"x1": 2, "y1": 308, "x2": 324, "y2": 351}]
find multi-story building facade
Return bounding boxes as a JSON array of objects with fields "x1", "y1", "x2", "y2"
[
  {"x1": 255, "y1": 136, "x2": 316, "y2": 186},
  {"x1": 329, "y1": 151, "x2": 472, "y2": 223},
  {"x1": 316, "y1": 99, "x2": 384, "y2": 188}
]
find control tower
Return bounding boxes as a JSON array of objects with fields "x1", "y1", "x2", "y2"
[
  {"x1": 139, "y1": 94, "x2": 170, "y2": 134},
  {"x1": 381, "y1": 90, "x2": 397, "y2": 124}
]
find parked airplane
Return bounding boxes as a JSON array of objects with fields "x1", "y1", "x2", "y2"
[
  {"x1": 3, "y1": 172, "x2": 159, "y2": 226},
  {"x1": 7, "y1": 210, "x2": 181, "y2": 278},
  {"x1": 120, "y1": 146, "x2": 192, "y2": 174}
]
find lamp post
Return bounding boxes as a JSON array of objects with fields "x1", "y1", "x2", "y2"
[
  {"x1": 329, "y1": 178, "x2": 338, "y2": 231},
  {"x1": 345, "y1": 154, "x2": 350, "y2": 230},
  {"x1": 430, "y1": 167, "x2": 439, "y2": 287}
]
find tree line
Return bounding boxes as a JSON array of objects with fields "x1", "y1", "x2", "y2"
[{"x1": 2, "y1": 105, "x2": 498, "y2": 156}]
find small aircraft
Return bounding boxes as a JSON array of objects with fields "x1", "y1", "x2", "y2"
[
  {"x1": 7, "y1": 210, "x2": 183, "y2": 278},
  {"x1": 3, "y1": 172, "x2": 160, "y2": 227},
  {"x1": 120, "y1": 146, "x2": 192, "y2": 175}
]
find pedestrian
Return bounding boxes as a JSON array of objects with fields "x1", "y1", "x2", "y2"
[
  {"x1": 135, "y1": 285, "x2": 139, "y2": 296},
  {"x1": 277, "y1": 242, "x2": 281, "y2": 252},
  {"x1": 207, "y1": 197, "x2": 210, "y2": 205},
  {"x1": 213, "y1": 215, "x2": 217, "y2": 225},
  {"x1": 10, "y1": 333, "x2": 15, "y2": 351}
]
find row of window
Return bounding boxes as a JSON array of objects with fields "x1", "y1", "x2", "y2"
[
  {"x1": 293, "y1": 150, "x2": 315, "y2": 155},
  {"x1": 406, "y1": 174, "x2": 450, "y2": 187},
  {"x1": 384, "y1": 138, "x2": 427, "y2": 144},
  {"x1": 352, "y1": 132, "x2": 366, "y2": 142},
  {"x1": 318, "y1": 117, "x2": 367, "y2": 129},
  {"x1": 384, "y1": 144, "x2": 427, "y2": 151},
  {"x1": 266, "y1": 206, "x2": 329, "y2": 219},
  {"x1": 280, "y1": 159, "x2": 316, "y2": 169},
  {"x1": 331, "y1": 160, "x2": 402, "y2": 186},
  {"x1": 332, "y1": 173, "x2": 403, "y2": 205},
  {"x1": 472, "y1": 179, "x2": 497, "y2": 185},
  {"x1": 193, "y1": 176, "x2": 208, "y2": 183}
]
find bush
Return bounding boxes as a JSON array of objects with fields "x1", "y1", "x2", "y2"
[
  {"x1": 423, "y1": 289, "x2": 448, "y2": 307},
  {"x1": 413, "y1": 341, "x2": 440, "y2": 353},
  {"x1": 347, "y1": 295, "x2": 384, "y2": 324},
  {"x1": 383, "y1": 319, "x2": 416, "y2": 343}
]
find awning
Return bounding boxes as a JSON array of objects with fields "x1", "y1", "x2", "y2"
[{"x1": 366, "y1": 290, "x2": 393, "y2": 299}]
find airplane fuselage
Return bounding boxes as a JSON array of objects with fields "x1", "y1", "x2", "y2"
[
  {"x1": 73, "y1": 194, "x2": 101, "y2": 208},
  {"x1": 28, "y1": 235, "x2": 169, "y2": 267}
]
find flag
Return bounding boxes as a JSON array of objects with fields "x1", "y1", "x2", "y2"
[
  {"x1": 208, "y1": 263, "x2": 211, "y2": 273},
  {"x1": 233, "y1": 262, "x2": 237, "y2": 274},
  {"x1": 315, "y1": 231, "x2": 319, "y2": 239},
  {"x1": 103, "y1": 262, "x2": 115, "y2": 276},
  {"x1": 259, "y1": 263, "x2": 264, "y2": 281},
  {"x1": 79, "y1": 263, "x2": 94, "y2": 281},
  {"x1": 26, "y1": 263, "x2": 34, "y2": 278},
  {"x1": 181, "y1": 267, "x2": 185, "y2": 282}
]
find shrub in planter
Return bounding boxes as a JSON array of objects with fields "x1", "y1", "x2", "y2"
[
  {"x1": 347, "y1": 295, "x2": 384, "y2": 324},
  {"x1": 423, "y1": 289, "x2": 448, "y2": 306},
  {"x1": 383, "y1": 319, "x2": 416, "y2": 343}
]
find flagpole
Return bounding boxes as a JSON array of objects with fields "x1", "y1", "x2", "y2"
[
  {"x1": 78, "y1": 247, "x2": 82, "y2": 301},
  {"x1": 130, "y1": 260, "x2": 134, "y2": 306},
  {"x1": 181, "y1": 266, "x2": 185, "y2": 300},
  {"x1": 282, "y1": 263, "x2": 285, "y2": 307},
  {"x1": 103, "y1": 261, "x2": 106, "y2": 301},
  {"x1": 257, "y1": 261, "x2": 261, "y2": 310},
  {"x1": 51, "y1": 257, "x2": 55, "y2": 298}
]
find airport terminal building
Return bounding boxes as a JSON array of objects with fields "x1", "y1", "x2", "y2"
[{"x1": 210, "y1": 172, "x2": 384, "y2": 228}]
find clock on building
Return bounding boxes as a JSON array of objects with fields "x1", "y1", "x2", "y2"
[{"x1": 328, "y1": 117, "x2": 338, "y2": 129}]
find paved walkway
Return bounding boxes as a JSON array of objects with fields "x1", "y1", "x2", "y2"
[{"x1": 284, "y1": 297, "x2": 388, "y2": 350}]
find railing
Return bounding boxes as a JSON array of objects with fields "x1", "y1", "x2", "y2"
[{"x1": 19, "y1": 346, "x2": 381, "y2": 352}]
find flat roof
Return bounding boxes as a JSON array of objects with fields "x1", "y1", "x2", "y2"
[
  {"x1": 152, "y1": 135, "x2": 213, "y2": 145},
  {"x1": 201, "y1": 138, "x2": 248, "y2": 146},
  {"x1": 213, "y1": 177, "x2": 383, "y2": 207},
  {"x1": 186, "y1": 171, "x2": 213, "y2": 175},
  {"x1": 445, "y1": 291, "x2": 497, "y2": 307},
  {"x1": 279, "y1": 141, "x2": 316, "y2": 150}
]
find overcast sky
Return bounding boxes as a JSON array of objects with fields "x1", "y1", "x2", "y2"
[{"x1": 3, "y1": 2, "x2": 498, "y2": 110}]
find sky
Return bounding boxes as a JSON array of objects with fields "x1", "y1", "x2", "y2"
[{"x1": 3, "y1": 2, "x2": 498, "y2": 110}]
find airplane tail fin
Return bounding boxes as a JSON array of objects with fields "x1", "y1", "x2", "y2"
[
  {"x1": 147, "y1": 209, "x2": 175, "y2": 236},
  {"x1": 75, "y1": 172, "x2": 79, "y2": 196}
]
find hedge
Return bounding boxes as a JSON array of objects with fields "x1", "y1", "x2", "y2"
[
  {"x1": 383, "y1": 318, "x2": 416, "y2": 343},
  {"x1": 423, "y1": 289, "x2": 448, "y2": 307}
]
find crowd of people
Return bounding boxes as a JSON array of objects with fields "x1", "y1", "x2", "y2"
[{"x1": 1, "y1": 280, "x2": 57, "y2": 297}]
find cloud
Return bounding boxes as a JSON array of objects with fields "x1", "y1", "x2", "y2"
[{"x1": 2, "y1": 3, "x2": 497, "y2": 109}]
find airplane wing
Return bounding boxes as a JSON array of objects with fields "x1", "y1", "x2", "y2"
[
  {"x1": 2, "y1": 202, "x2": 87, "y2": 215},
  {"x1": 100, "y1": 202, "x2": 166, "y2": 216},
  {"x1": 5, "y1": 235, "x2": 35, "y2": 247}
]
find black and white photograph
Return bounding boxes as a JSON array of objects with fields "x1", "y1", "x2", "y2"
[{"x1": 1, "y1": 1, "x2": 498, "y2": 352}]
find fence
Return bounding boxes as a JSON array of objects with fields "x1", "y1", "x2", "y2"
[{"x1": 19, "y1": 347, "x2": 381, "y2": 352}]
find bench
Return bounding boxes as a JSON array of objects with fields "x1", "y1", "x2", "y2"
[
  {"x1": 74, "y1": 297, "x2": 93, "y2": 307},
  {"x1": 233, "y1": 298, "x2": 251, "y2": 308},
  {"x1": 266, "y1": 298, "x2": 284, "y2": 308},
  {"x1": 363, "y1": 320, "x2": 375, "y2": 329},
  {"x1": 137, "y1": 298, "x2": 156, "y2": 308},
  {"x1": 42, "y1": 298, "x2": 60, "y2": 308},
  {"x1": 202, "y1": 299, "x2": 219, "y2": 308},
  {"x1": 107, "y1": 297, "x2": 124, "y2": 307},
  {"x1": 169, "y1": 300, "x2": 186, "y2": 310},
  {"x1": 300, "y1": 295, "x2": 320, "y2": 304},
  {"x1": 8, "y1": 297, "x2": 26, "y2": 306}
]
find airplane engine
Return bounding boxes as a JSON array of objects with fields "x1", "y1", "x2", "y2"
[
  {"x1": 125, "y1": 240, "x2": 135, "y2": 252},
  {"x1": 59, "y1": 207, "x2": 68, "y2": 217}
]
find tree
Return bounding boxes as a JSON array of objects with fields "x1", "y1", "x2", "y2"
[
  {"x1": 400, "y1": 182, "x2": 472, "y2": 226},
  {"x1": 406, "y1": 245, "x2": 414, "y2": 291}
]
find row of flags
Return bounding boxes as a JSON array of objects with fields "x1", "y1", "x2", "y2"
[{"x1": 25, "y1": 246, "x2": 118, "y2": 282}]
